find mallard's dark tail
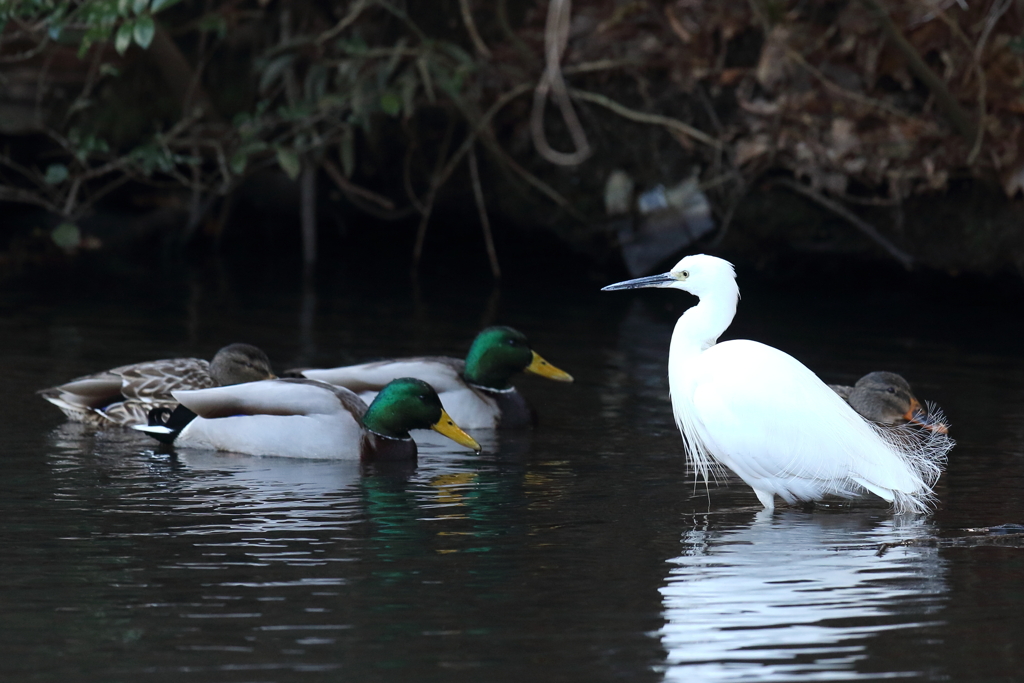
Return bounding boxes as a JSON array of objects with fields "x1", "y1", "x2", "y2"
[{"x1": 132, "y1": 404, "x2": 197, "y2": 444}]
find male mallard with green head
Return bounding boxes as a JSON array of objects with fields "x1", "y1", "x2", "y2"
[
  {"x1": 135, "y1": 377, "x2": 480, "y2": 460},
  {"x1": 292, "y1": 326, "x2": 573, "y2": 429}
]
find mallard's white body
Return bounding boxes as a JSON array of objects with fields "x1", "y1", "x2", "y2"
[
  {"x1": 300, "y1": 359, "x2": 503, "y2": 429},
  {"x1": 171, "y1": 380, "x2": 368, "y2": 459}
]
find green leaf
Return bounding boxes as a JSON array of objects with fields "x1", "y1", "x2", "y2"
[
  {"x1": 337, "y1": 36, "x2": 368, "y2": 55},
  {"x1": 77, "y1": 36, "x2": 93, "y2": 59},
  {"x1": 133, "y1": 14, "x2": 154, "y2": 49},
  {"x1": 43, "y1": 164, "x2": 69, "y2": 185},
  {"x1": 340, "y1": 126, "x2": 355, "y2": 178},
  {"x1": 151, "y1": 0, "x2": 182, "y2": 12},
  {"x1": 400, "y1": 68, "x2": 418, "y2": 119},
  {"x1": 377, "y1": 36, "x2": 407, "y2": 88},
  {"x1": 439, "y1": 41, "x2": 475, "y2": 66},
  {"x1": 276, "y1": 147, "x2": 301, "y2": 181},
  {"x1": 88, "y1": 1, "x2": 121, "y2": 25},
  {"x1": 259, "y1": 54, "x2": 296, "y2": 95},
  {"x1": 118, "y1": 0, "x2": 132, "y2": 17},
  {"x1": 115, "y1": 21, "x2": 133, "y2": 55},
  {"x1": 132, "y1": 144, "x2": 160, "y2": 175},
  {"x1": 51, "y1": 223, "x2": 81, "y2": 251},
  {"x1": 197, "y1": 12, "x2": 227, "y2": 38},
  {"x1": 379, "y1": 92, "x2": 401, "y2": 117},
  {"x1": 305, "y1": 64, "x2": 328, "y2": 104},
  {"x1": 229, "y1": 150, "x2": 248, "y2": 176},
  {"x1": 133, "y1": 0, "x2": 149, "y2": 14},
  {"x1": 277, "y1": 102, "x2": 314, "y2": 121},
  {"x1": 317, "y1": 94, "x2": 348, "y2": 110}
]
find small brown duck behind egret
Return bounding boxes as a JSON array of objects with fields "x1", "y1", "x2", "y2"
[{"x1": 830, "y1": 371, "x2": 949, "y2": 434}]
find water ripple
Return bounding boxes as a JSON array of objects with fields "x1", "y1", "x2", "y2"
[{"x1": 658, "y1": 512, "x2": 947, "y2": 681}]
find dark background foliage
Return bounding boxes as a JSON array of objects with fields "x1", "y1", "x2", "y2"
[{"x1": 3, "y1": 0, "x2": 1024, "y2": 284}]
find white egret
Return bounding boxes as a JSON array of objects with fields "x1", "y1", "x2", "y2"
[{"x1": 602, "y1": 254, "x2": 950, "y2": 513}]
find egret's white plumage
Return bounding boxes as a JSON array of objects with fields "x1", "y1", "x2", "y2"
[{"x1": 603, "y1": 254, "x2": 951, "y2": 513}]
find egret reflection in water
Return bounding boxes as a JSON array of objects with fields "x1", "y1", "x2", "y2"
[{"x1": 658, "y1": 511, "x2": 947, "y2": 681}]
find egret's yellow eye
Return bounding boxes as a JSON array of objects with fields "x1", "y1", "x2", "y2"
[{"x1": 679, "y1": 270, "x2": 689, "y2": 279}]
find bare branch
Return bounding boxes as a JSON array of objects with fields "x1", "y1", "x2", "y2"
[
  {"x1": 859, "y1": 0, "x2": 977, "y2": 141},
  {"x1": 773, "y1": 178, "x2": 914, "y2": 270},
  {"x1": 0, "y1": 185, "x2": 62, "y2": 212},
  {"x1": 568, "y1": 88, "x2": 724, "y2": 150},
  {"x1": 468, "y1": 144, "x2": 500, "y2": 278},
  {"x1": 458, "y1": 0, "x2": 492, "y2": 59},
  {"x1": 316, "y1": 0, "x2": 371, "y2": 45},
  {"x1": 322, "y1": 159, "x2": 396, "y2": 210}
]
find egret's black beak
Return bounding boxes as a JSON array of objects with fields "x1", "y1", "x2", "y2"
[{"x1": 601, "y1": 272, "x2": 676, "y2": 291}]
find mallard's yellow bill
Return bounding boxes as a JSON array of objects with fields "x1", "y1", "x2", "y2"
[
  {"x1": 432, "y1": 409, "x2": 482, "y2": 452},
  {"x1": 525, "y1": 351, "x2": 573, "y2": 382}
]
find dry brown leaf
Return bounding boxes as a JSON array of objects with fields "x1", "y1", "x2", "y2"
[
  {"x1": 756, "y1": 25, "x2": 793, "y2": 92},
  {"x1": 734, "y1": 135, "x2": 772, "y2": 166},
  {"x1": 827, "y1": 118, "x2": 859, "y2": 159},
  {"x1": 1002, "y1": 163, "x2": 1024, "y2": 196}
]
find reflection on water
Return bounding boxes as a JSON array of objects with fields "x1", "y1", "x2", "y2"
[
  {"x1": 659, "y1": 512, "x2": 946, "y2": 681},
  {"x1": 173, "y1": 450, "x2": 364, "y2": 495},
  {"x1": 5, "y1": 272, "x2": 1024, "y2": 682}
]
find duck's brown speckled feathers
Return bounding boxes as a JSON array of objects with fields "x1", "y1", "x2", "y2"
[
  {"x1": 39, "y1": 344, "x2": 273, "y2": 428},
  {"x1": 39, "y1": 358, "x2": 215, "y2": 427}
]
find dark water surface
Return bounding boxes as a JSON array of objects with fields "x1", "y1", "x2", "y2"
[{"x1": 2, "y1": 267, "x2": 1023, "y2": 682}]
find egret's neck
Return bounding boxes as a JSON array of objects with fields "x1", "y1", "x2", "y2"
[{"x1": 669, "y1": 286, "x2": 738, "y2": 361}]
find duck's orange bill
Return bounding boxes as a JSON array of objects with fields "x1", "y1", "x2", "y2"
[
  {"x1": 431, "y1": 409, "x2": 482, "y2": 452},
  {"x1": 903, "y1": 402, "x2": 950, "y2": 435},
  {"x1": 525, "y1": 351, "x2": 574, "y2": 382}
]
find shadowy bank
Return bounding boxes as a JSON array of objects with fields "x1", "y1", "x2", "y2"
[{"x1": 2, "y1": 0, "x2": 1024, "y2": 283}]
